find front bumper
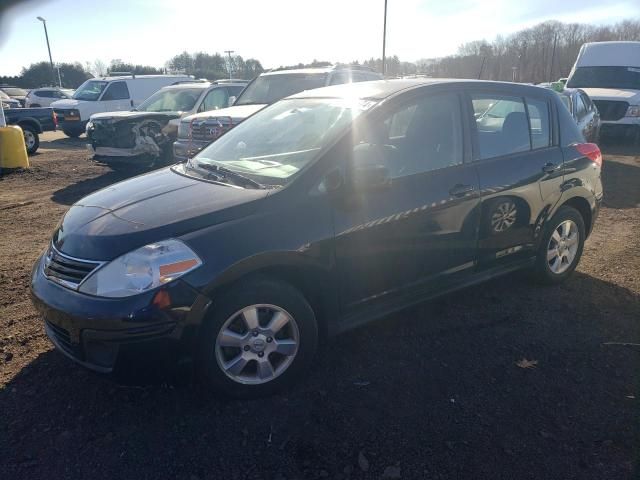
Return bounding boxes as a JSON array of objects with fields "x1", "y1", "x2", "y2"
[
  {"x1": 173, "y1": 139, "x2": 210, "y2": 162},
  {"x1": 30, "y1": 253, "x2": 210, "y2": 374}
]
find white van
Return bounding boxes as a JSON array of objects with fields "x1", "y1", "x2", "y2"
[
  {"x1": 566, "y1": 41, "x2": 640, "y2": 141},
  {"x1": 51, "y1": 74, "x2": 193, "y2": 137}
]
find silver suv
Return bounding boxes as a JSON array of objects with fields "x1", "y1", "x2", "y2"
[{"x1": 173, "y1": 65, "x2": 382, "y2": 161}]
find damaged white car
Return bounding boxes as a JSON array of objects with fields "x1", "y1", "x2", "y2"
[{"x1": 86, "y1": 81, "x2": 246, "y2": 166}]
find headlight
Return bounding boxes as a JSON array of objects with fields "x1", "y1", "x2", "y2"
[
  {"x1": 177, "y1": 121, "x2": 190, "y2": 139},
  {"x1": 78, "y1": 239, "x2": 202, "y2": 298},
  {"x1": 625, "y1": 105, "x2": 640, "y2": 117}
]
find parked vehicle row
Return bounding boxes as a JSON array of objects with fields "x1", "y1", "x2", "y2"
[
  {"x1": 31, "y1": 79, "x2": 603, "y2": 397},
  {"x1": 51, "y1": 74, "x2": 194, "y2": 137}
]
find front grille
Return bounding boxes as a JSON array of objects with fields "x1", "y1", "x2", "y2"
[
  {"x1": 190, "y1": 116, "x2": 236, "y2": 142},
  {"x1": 43, "y1": 245, "x2": 102, "y2": 290},
  {"x1": 592, "y1": 100, "x2": 629, "y2": 121},
  {"x1": 46, "y1": 321, "x2": 82, "y2": 360}
]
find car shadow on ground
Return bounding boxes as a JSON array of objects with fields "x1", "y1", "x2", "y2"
[
  {"x1": 2, "y1": 271, "x2": 638, "y2": 480},
  {"x1": 38, "y1": 135, "x2": 88, "y2": 152},
  {"x1": 601, "y1": 154, "x2": 640, "y2": 209}
]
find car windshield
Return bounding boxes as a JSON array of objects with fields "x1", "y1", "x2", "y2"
[
  {"x1": 0, "y1": 91, "x2": 10, "y2": 100},
  {"x1": 72, "y1": 80, "x2": 108, "y2": 101},
  {"x1": 234, "y1": 73, "x2": 327, "y2": 106},
  {"x1": 137, "y1": 88, "x2": 203, "y2": 112},
  {"x1": 192, "y1": 97, "x2": 374, "y2": 185},
  {"x1": 567, "y1": 66, "x2": 640, "y2": 90},
  {"x1": 2, "y1": 87, "x2": 27, "y2": 96}
]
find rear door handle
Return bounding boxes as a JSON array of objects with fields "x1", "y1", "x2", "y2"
[
  {"x1": 542, "y1": 162, "x2": 559, "y2": 174},
  {"x1": 449, "y1": 184, "x2": 475, "y2": 197}
]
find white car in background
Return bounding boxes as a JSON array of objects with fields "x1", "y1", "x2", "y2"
[{"x1": 25, "y1": 87, "x2": 74, "y2": 108}]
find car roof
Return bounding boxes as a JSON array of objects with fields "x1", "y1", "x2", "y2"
[
  {"x1": 289, "y1": 79, "x2": 557, "y2": 101},
  {"x1": 262, "y1": 66, "x2": 377, "y2": 77}
]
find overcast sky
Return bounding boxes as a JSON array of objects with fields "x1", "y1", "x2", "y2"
[{"x1": 0, "y1": 0, "x2": 638, "y2": 76}]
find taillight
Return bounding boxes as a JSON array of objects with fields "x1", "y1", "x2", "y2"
[
  {"x1": 53, "y1": 111, "x2": 58, "y2": 128},
  {"x1": 575, "y1": 142, "x2": 602, "y2": 167}
]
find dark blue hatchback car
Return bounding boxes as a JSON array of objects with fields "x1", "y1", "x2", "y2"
[{"x1": 31, "y1": 80, "x2": 603, "y2": 397}]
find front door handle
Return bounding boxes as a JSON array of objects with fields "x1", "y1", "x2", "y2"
[
  {"x1": 449, "y1": 184, "x2": 475, "y2": 197},
  {"x1": 542, "y1": 162, "x2": 559, "y2": 174}
]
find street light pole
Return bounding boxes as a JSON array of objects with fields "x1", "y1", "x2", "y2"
[
  {"x1": 382, "y1": 0, "x2": 388, "y2": 76},
  {"x1": 37, "y1": 16, "x2": 58, "y2": 87},
  {"x1": 224, "y1": 50, "x2": 235, "y2": 80}
]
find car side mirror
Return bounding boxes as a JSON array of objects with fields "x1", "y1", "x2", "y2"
[
  {"x1": 228, "y1": 96, "x2": 237, "y2": 107},
  {"x1": 351, "y1": 143, "x2": 391, "y2": 191}
]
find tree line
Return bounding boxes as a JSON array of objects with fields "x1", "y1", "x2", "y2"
[{"x1": 2, "y1": 18, "x2": 638, "y2": 89}]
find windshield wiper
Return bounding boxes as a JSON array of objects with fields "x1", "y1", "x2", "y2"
[{"x1": 194, "y1": 161, "x2": 263, "y2": 189}]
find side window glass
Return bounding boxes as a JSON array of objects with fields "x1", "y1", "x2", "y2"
[
  {"x1": 525, "y1": 97, "x2": 550, "y2": 149},
  {"x1": 472, "y1": 95, "x2": 529, "y2": 159},
  {"x1": 580, "y1": 93, "x2": 592, "y2": 112},
  {"x1": 199, "y1": 88, "x2": 229, "y2": 112},
  {"x1": 41, "y1": 90, "x2": 53, "y2": 98},
  {"x1": 575, "y1": 95, "x2": 587, "y2": 119},
  {"x1": 101, "y1": 82, "x2": 130, "y2": 101},
  {"x1": 356, "y1": 93, "x2": 463, "y2": 179}
]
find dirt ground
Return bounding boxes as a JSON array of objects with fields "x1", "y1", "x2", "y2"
[{"x1": 0, "y1": 132, "x2": 639, "y2": 480}]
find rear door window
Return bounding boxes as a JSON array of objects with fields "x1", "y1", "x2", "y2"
[
  {"x1": 471, "y1": 93, "x2": 550, "y2": 159},
  {"x1": 575, "y1": 94, "x2": 587, "y2": 119},
  {"x1": 101, "y1": 81, "x2": 130, "y2": 100}
]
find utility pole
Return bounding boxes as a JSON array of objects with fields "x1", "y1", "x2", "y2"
[
  {"x1": 224, "y1": 50, "x2": 235, "y2": 80},
  {"x1": 549, "y1": 33, "x2": 558, "y2": 83},
  {"x1": 382, "y1": 0, "x2": 388, "y2": 76},
  {"x1": 37, "y1": 16, "x2": 58, "y2": 87}
]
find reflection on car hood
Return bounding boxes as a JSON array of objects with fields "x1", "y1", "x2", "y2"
[
  {"x1": 580, "y1": 88, "x2": 640, "y2": 103},
  {"x1": 90, "y1": 110, "x2": 182, "y2": 121},
  {"x1": 182, "y1": 104, "x2": 266, "y2": 123},
  {"x1": 54, "y1": 167, "x2": 269, "y2": 260},
  {"x1": 50, "y1": 98, "x2": 82, "y2": 108}
]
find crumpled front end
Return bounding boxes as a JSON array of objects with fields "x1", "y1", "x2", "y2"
[{"x1": 87, "y1": 114, "x2": 180, "y2": 158}]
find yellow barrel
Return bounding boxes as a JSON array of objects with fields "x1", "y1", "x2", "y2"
[{"x1": 0, "y1": 125, "x2": 29, "y2": 169}]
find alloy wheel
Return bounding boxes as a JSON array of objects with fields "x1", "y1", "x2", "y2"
[
  {"x1": 547, "y1": 219, "x2": 579, "y2": 274},
  {"x1": 23, "y1": 130, "x2": 36, "y2": 150},
  {"x1": 215, "y1": 304, "x2": 300, "y2": 385},
  {"x1": 491, "y1": 201, "x2": 517, "y2": 233}
]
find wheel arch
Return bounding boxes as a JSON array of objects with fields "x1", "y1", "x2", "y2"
[
  {"x1": 17, "y1": 118, "x2": 42, "y2": 134},
  {"x1": 559, "y1": 195, "x2": 593, "y2": 237},
  {"x1": 203, "y1": 253, "x2": 338, "y2": 340}
]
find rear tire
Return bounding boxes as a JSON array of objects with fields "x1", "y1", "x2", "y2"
[
  {"x1": 21, "y1": 125, "x2": 40, "y2": 155},
  {"x1": 533, "y1": 206, "x2": 585, "y2": 285},
  {"x1": 63, "y1": 129, "x2": 82, "y2": 138},
  {"x1": 198, "y1": 276, "x2": 318, "y2": 398}
]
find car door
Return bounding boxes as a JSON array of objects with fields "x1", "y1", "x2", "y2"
[
  {"x1": 99, "y1": 81, "x2": 131, "y2": 112},
  {"x1": 467, "y1": 90, "x2": 564, "y2": 267},
  {"x1": 332, "y1": 89, "x2": 480, "y2": 321}
]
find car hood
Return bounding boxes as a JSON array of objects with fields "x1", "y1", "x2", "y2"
[
  {"x1": 53, "y1": 166, "x2": 269, "y2": 260},
  {"x1": 90, "y1": 110, "x2": 182, "y2": 121},
  {"x1": 51, "y1": 98, "x2": 83, "y2": 109},
  {"x1": 580, "y1": 88, "x2": 640, "y2": 103},
  {"x1": 182, "y1": 104, "x2": 266, "y2": 123}
]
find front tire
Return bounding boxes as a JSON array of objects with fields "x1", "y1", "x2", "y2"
[
  {"x1": 534, "y1": 206, "x2": 585, "y2": 284},
  {"x1": 199, "y1": 277, "x2": 318, "y2": 398}
]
